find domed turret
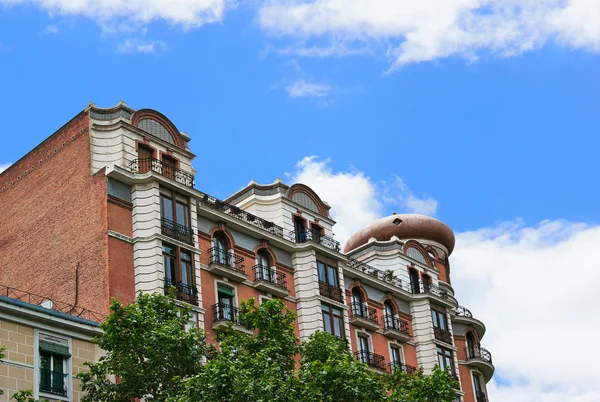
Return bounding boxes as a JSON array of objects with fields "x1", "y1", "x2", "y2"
[{"x1": 344, "y1": 214, "x2": 455, "y2": 254}]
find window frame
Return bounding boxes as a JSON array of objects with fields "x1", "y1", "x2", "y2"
[
  {"x1": 162, "y1": 242, "x2": 196, "y2": 289},
  {"x1": 436, "y1": 345, "x2": 456, "y2": 376},
  {"x1": 317, "y1": 261, "x2": 339, "y2": 288},
  {"x1": 35, "y1": 330, "x2": 72, "y2": 401},
  {"x1": 160, "y1": 189, "x2": 190, "y2": 229},
  {"x1": 321, "y1": 303, "x2": 344, "y2": 338}
]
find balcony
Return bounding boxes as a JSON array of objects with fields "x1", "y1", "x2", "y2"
[
  {"x1": 464, "y1": 347, "x2": 495, "y2": 382},
  {"x1": 453, "y1": 305, "x2": 486, "y2": 340},
  {"x1": 200, "y1": 194, "x2": 285, "y2": 238},
  {"x1": 207, "y1": 247, "x2": 247, "y2": 282},
  {"x1": 421, "y1": 281, "x2": 452, "y2": 302},
  {"x1": 349, "y1": 303, "x2": 380, "y2": 331},
  {"x1": 318, "y1": 281, "x2": 344, "y2": 303},
  {"x1": 164, "y1": 278, "x2": 199, "y2": 306},
  {"x1": 289, "y1": 228, "x2": 341, "y2": 252},
  {"x1": 354, "y1": 350, "x2": 387, "y2": 371},
  {"x1": 161, "y1": 217, "x2": 194, "y2": 245},
  {"x1": 346, "y1": 258, "x2": 414, "y2": 294},
  {"x1": 382, "y1": 315, "x2": 411, "y2": 342},
  {"x1": 212, "y1": 303, "x2": 250, "y2": 333},
  {"x1": 388, "y1": 361, "x2": 417, "y2": 376},
  {"x1": 252, "y1": 264, "x2": 289, "y2": 298},
  {"x1": 129, "y1": 158, "x2": 195, "y2": 188},
  {"x1": 476, "y1": 391, "x2": 487, "y2": 402},
  {"x1": 40, "y1": 369, "x2": 68, "y2": 397},
  {"x1": 434, "y1": 326, "x2": 453, "y2": 344}
]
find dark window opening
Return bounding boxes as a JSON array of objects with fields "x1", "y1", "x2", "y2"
[{"x1": 409, "y1": 268, "x2": 420, "y2": 294}]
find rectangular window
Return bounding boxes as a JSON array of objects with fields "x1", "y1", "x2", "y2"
[
  {"x1": 38, "y1": 338, "x2": 70, "y2": 398},
  {"x1": 436, "y1": 346, "x2": 455, "y2": 375},
  {"x1": 163, "y1": 243, "x2": 197, "y2": 305},
  {"x1": 161, "y1": 195, "x2": 174, "y2": 221},
  {"x1": 390, "y1": 346, "x2": 403, "y2": 365},
  {"x1": 217, "y1": 284, "x2": 235, "y2": 321},
  {"x1": 317, "y1": 261, "x2": 339, "y2": 287},
  {"x1": 321, "y1": 303, "x2": 344, "y2": 338},
  {"x1": 409, "y1": 268, "x2": 420, "y2": 294},
  {"x1": 432, "y1": 308, "x2": 448, "y2": 330},
  {"x1": 358, "y1": 335, "x2": 370, "y2": 363}
]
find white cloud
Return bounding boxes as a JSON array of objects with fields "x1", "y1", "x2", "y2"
[
  {"x1": 452, "y1": 220, "x2": 600, "y2": 402},
  {"x1": 0, "y1": 163, "x2": 11, "y2": 173},
  {"x1": 287, "y1": 156, "x2": 437, "y2": 244},
  {"x1": 286, "y1": 79, "x2": 332, "y2": 98},
  {"x1": 117, "y1": 38, "x2": 166, "y2": 54},
  {"x1": 44, "y1": 25, "x2": 59, "y2": 34},
  {"x1": 0, "y1": 0, "x2": 228, "y2": 28},
  {"x1": 258, "y1": 0, "x2": 600, "y2": 69}
]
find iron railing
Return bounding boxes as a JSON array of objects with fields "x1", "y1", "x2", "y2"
[
  {"x1": 208, "y1": 247, "x2": 245, "y2": 274},
  {"x1": 252, "y1": 265, "x2": 287, "y2": 289},
  {"x1": 164, "y1": 278, "x2": 198, "y2": 306},
  {"x1": 200, "y1": 194, "x2": 285, "y2": 238},
  {"x1": 39, "y1": 369, "x2": 68, "y2": 396},
  {"x1": 388, "y1": 361, "x2": 417, "y2": 376},
  {"x1": 0, "y1": 284, "x2": 106, "y2": 322},
  {"x1": 354, "y1": 350, "x2": 387, "y2": 371},
  {"x1": 318, "y1": 281, "x2": 344, "y2": 302},
  {"x1": 476, "y1": 391, "x2": 487, "y2": 402},
  {"x1": 289, "y1": 228, "x2": 341, "y2": 252},
  {"x1": 421, "y1": 281, "x2": 450, "y2": 299},
  {"x1": 212, "y1": 303, "x2": 244, "y2": 326},
  {"x1": 434, "y1": 327, "x2": 453, "y2": 344},
  {"x1": 161, "y1": 217, "x2": 194, "y2": 245},
  {"x1": 455, "y1": 305, "x2": 473, "y2": 318},
  {"x1": 350, "y1": 302, "x2": 378, "y2": 323},
  {"x1": 465, "y1": 347, "x2": 493, "y2": 364},
  {"x1": 383, "y1": 315, "x2": 410, "y2": 335},
  {"x1": 129, "y1": 158, "x2": 195, "y2": 188},
  {"x1": 346, "y1": 258, "x2": 413, "y2": 293}
]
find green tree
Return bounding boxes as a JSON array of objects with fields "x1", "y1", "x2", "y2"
[
  {"x1": 77, "y1": 292, "x2": 459, "y2": 402},
  {"x1": 77, "y1": 291, "x2": 206, "y2": 402}
]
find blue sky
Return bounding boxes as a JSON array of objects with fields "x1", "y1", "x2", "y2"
[{"x1": 1, "y1": 1, "x2": 599, "y2": 401}]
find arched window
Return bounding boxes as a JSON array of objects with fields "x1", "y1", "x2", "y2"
[
  {"x1": 466, "y1": 331, "x2": 477, "y2": 359},
  {"x1": 212, "y1": 232, "x2": 229, "y2": 265},
  {"x1": 351, "y1": 288, "x2": 364, "y2": 317},
  {"x1": 427, "y1": 250, "x2": 437, "y2": 266},
  {"x1": 384, "y1": 300, "x2": 396, "y2": 329},
  {"x1": 256, "y1": 249, "x2": 272, "y2": 282},
  {"x1": 406, "y1": 246, "x2": 428, "y2": 265}
]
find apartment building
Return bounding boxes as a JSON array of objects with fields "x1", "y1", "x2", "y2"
[{"x1": 0, "y1": 102, "x2": 494, "y2": 402}]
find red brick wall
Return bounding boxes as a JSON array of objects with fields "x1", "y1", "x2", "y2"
[
  {"x1": 0, "y1": 111, "x2": 111, "y2": 315},
  {"x1": 106, "y1": 199, "x2": 135, "y2": 305}
]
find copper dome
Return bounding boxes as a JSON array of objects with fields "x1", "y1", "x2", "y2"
[{"x1": 344, "y1": 214, "x2": 455, "y2": 254}]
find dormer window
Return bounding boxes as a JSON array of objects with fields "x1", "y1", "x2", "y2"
[{"x1": 137, "y1": 118, "x2": 175, "y2": 145}]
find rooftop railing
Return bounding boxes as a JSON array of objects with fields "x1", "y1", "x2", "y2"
[
  {"x1": 455, "y1": 305, "x2": 473, "y2": 318},
  {"x1": 129, "y1": 158, "x2": 195, "y2": 188},
  {"x1": 289, "y1": 228, "x2": 341, "y2": 252},
  {"x1": 200, "y1": 194, "x2": 285, "y2": 238},
  {"x1": 0, "y1": 284, "x2": 106, "y2": 322}
]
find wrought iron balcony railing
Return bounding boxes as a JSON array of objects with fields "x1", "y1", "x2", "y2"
[
  {"x1": 465, "y1": 347, "x2": 493, "y2": 364},
  {"x1": 289, "y1": 228, "x2": 341, "y2": 252},
  {"x1": 0, "y1": 284, "x2": 106, "y2": 322},
  {"x1": 346, "y1": 258, "x2": 413, "y2": 293},
  {"x1": 161, "y1": 217, "x2": 194, "y2": 245},
  {"x1": 208, "y1": 247, "x2": 245, "y2": 274},
  {"x1": 455, "y1": 305, "x2": 473, "y2": 318},
  {"x1": 212, "y1": 303, "x2": 245, "y2": 326},
  {"x1": 388, "y1": 361, "x2": 417, "y2": 376},
  {"x1": 350, "y1": 302, "x2": 378, "y2": 323},
  {"x1": 434, "y1": 327, "x2": 453, "y2": 344},
  {"x1": 318, "y1": 281, "x2": 344, "y2": 302},
  {"x1": 164, "y1": 278, "x2": 198, "y2": 306},
  {"x1": 129, "y1": 158, "x2": 195, "y2": 188},
  {"x1": 39, "y1": 369, "x2": 68, "y2": 396},
  {"x1": 252, "y1": 265, "x2": 287, "y2": 289},
  {"x1": 421, "y1": 281, "x2": 450, "y2": 300},
  {"x1": 476, "y1": 391, "x2": 487, "y2": 402},
  {"x1": 354, "y1": 350, "x2": 387, "y2": 371},
  {"x1": 200, "y1": 194, "x2": 285, "y2": 238},
  {"x1": 383, "y1": 314, "x2": 410, "y2": 335}
]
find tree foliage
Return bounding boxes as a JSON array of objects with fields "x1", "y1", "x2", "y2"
[{"x1": 78, "y1": 292, "x2": 459, "y2": 402}]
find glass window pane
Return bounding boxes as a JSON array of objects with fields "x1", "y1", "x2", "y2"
[
  {"x1": 161, "y1": 196, "x2": 173, "y2": 220},
  {"x1": 318, "y1": 262, "x2": 326, "y2": 282},
  {"x1": 327, "y1": 266, "x2": 338, "y2": 287},
  {"x1": 176, "y1": 202, "x2": 188, "y2": 227},
  {"x1": 322, "y1": 312, "x2": 332, "y2": 334},
  {"x1": 332, "y1": 307, "x2": 341, "y2": 316},
  {"x1": 333, "y1": 316, "x2": 342, "y2": 337},
  {"x1": 321, "y1": 304, "x2": 330, "y2": 313},
  {"x1": 432, "y1": 311, "x2": 439, "y2": 328}
]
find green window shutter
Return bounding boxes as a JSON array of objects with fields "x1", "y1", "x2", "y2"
[
  {"x1": 217, "y1": 284, "x2": 235, "y2": 297},
  {"x1": 39, "y1": 341, "x2": 71, "y2": 358}
]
